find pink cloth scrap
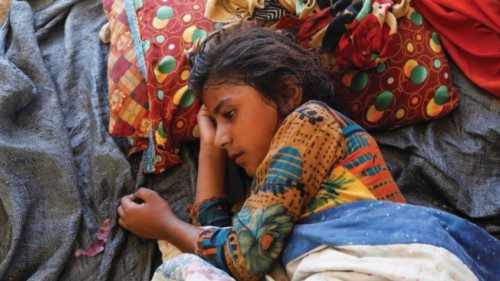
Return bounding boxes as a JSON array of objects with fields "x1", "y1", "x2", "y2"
[{"x1": 74, "y1": 219, "x2": 110, "y2": 257}]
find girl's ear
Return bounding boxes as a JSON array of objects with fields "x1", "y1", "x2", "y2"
[{"x1": 281, "y1": 76, "x2": 303, "y2": 113}]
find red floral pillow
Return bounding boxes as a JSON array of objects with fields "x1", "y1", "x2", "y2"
[
  {"x1": 103, "y1": 0, "x2": 214, "y2": 173},
  {"x1": 135, "y1": 0, "x2": 215, "y2": 172},
  {"x1": 330, "y1": 7, "x2": 458, "y2": 130}
]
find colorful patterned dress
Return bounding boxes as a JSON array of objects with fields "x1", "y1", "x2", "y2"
[{"x1": 156, "y1": 100, "x2": 405, "y2": 281}]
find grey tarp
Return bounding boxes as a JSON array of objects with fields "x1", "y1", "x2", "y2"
[
  {"x1": 0, "y1": 0, "x2": 198, "y2": 280},
  {"x1": 0, "y1": 0, "x2": 498, "y2": 280},
  {"x1": 374, "y1": 63, "x2": 500, "y2": 236}
]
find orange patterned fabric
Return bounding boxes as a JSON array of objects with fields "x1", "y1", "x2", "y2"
[
  {"x1": 330, "y1": 6, "x2": 458, "y2": 129},
  {"x1": 102, "y1": 0, "x2": 149, "y2": 156}
]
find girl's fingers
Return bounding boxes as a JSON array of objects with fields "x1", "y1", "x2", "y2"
[
  {"x1": 198, "y1": 105, "x2": 210, "y2": 116},
  {"x1": 117, "y1": 205, "x2": 125, "y2": 217},
  {"x1": 135, "y1": 187, "x2": 155, "y2": 200},
  {"x1": 120, "y1": 195, "x2": 137, "y2": 210},
  {"x1": 121, "y1": 193, "x2": 134, "y2": 202},
  {"x1": 118, "y1": 218, "x2": 128, "y2": 229}
]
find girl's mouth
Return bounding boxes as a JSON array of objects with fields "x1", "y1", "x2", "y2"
[{"x1": 231, "y1": 152, "x2": 244, "y2": 164}]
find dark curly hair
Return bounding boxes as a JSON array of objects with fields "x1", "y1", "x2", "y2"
[{"x1": 188, "y1": 25, "x2": 334, "y2": 117}]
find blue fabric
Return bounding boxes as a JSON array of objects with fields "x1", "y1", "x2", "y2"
[
  {"x1": 124, "y1": 0, "x2": 147, "y2": 77},
  {"x1": 281, "y1": 201, "x2": 500, "y2": 281},
  {"x1": 197, "y1": 198, "x2": 232, "y2": 227},
  {"x1": 200, "y1": 227, "x2": 232, "y2": 273}
]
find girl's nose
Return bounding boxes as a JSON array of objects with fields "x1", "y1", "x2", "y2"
[{"x1": 214, "y1": 125, "x2": 231, "y2": 149}]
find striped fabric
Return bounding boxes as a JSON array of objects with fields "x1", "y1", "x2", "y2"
[{"x1": 252, "y1": 0, "x2": 289, "y2": 22}]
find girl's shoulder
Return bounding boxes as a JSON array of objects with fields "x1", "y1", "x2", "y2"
[{"x1": 293, "y1": 100, "x2": 363, "y2": 131}]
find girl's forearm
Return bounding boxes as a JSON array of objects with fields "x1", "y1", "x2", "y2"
[
  {"x1": 160, "y1": 144, "x2": 224, "y2": 253},
  {"x1": 159, "y1": 144, "x2": 225, "y2": 254},
  {"x1": 159, "y1": 215, "x2": 204, "y2": 253},
  {"x1": 195, "y1": 144, "x2": 226, "y2": 204}
]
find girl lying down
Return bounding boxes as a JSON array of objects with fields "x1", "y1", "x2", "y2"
[{"x1": 117, "y1": 26, "x2": 499, "y2": 281}]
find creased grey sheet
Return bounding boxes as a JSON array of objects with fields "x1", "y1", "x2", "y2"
[
  {"x1": 374, "y1": 62, "x2": 500, "y2": 236},
  {"x1": 0, "y1": 0, "x2": 197, "y2": 280},
  {"x1": 0, "y1": 0, "x2": 498, "y2": 280}
]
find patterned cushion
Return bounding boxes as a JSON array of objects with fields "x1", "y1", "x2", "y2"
[
  {"x1": 135, "y1": 0, "x2": 215, "y2": 172},
  {"x1": 102, "y1": 0, "x2": 149, "y2": 144},
  {"x1": 329, "y1": 7, "x2": 458, "y2": 130},
  {"x1": 102, "y1": 0, "x2": 214, "y2": 173}
]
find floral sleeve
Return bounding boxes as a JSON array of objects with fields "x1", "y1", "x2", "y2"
[{"x1": 194, "y1": 102, "x2": 346, "y2": 280}]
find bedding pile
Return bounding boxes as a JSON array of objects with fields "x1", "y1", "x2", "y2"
[{"x1": 0, "y1": 0, "x2": 498, "y2": 280}]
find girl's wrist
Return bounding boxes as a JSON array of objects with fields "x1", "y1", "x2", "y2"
[
  {"x1": 196, "y1": 143, "x2": 226, "y2": 204},
  {"x1": 160, "y1": 215, "x2": 203, "y2": 253},
  {"x1": 160, "y1": 214, "x2": 180, "y2": 238},
  {"x1": 199, "y1": 143, "x2": 226, "y2": 158}
]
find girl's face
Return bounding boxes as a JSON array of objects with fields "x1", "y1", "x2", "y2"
[{"x1": 203, "y1": 83, "x2": 280, "y2": 176}]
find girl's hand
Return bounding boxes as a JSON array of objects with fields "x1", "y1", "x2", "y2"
[
  {"x1": 197, "y1": 105, "x2": 217, "y2": 147},
  {"x1": 117, "y1": 188, "x2": 177, "y2": 240},
  {"x1": 195, "y1": 105, "x2": 227, "y2": 204}
]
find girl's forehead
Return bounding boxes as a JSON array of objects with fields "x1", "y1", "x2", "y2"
[
  {"x1": 202, "y1": 83, "x2": 245, "y2": 102},
  {"x1": 203, "y1": 84, "x2": 244, "y2": 103},
  {"x1": 202, "y1": 84, "x2": 268, "y2": 111},
  {"x1": 201, "y1": 84, "x2": 231, "y2": 110}
]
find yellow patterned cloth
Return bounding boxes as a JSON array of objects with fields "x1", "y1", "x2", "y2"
[
  {"x1": 204, "y1": 0, "x2": 319, "y2": 22},
  {"x1": 190, "y1": 100, "x2": 405, "y2": 280}
]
